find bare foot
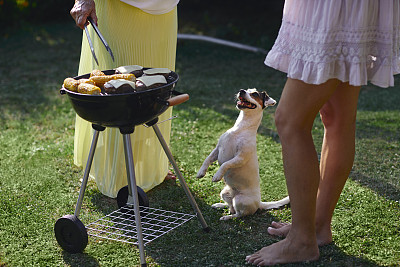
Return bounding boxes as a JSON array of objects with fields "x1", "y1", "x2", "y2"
[
  {"x1": 245, "y1": 237, "x2": 319, "y2": 266},
  {"x1": 316, "y1": 225, "x2": 333, "y2": 246},
  {"x1": 267, "y1": 221, "x2": 291, "y2": 237},
  {"x1": 164, "y1": 170, "x2": 176, "y2": 180},
  {"x1": 268, "y1": 221, "x2": 333, "y2": 246}
]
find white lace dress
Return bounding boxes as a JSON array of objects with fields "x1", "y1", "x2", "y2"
[{"x1": 265, "y1": 0, "x2": 400, "y2": 88}]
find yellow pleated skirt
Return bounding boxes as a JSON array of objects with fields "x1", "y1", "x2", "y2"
[{"x1": 74, "y1": 0, "x2": 178, "y2": 198}]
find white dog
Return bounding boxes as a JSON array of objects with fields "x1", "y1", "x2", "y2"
[{"x1": 197, "y1": 88, "x2": 290, "y2": 220}]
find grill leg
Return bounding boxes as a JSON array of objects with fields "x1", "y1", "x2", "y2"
[
  {"x1": 152, "y1": 124, "x2": 210, "y2": 232},
  {"x1": 74, "y1": 129, "x2": 101, "y2": 218},
  {"x1": 122, "y1": 134, "x2": 147, "y2": 266}
]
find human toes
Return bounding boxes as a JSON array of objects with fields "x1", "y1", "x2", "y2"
[
  {"x1": 246, "y1": 239, "x2": 319, "y2": 266},
  {"x1": 267, "y1": 226, "x2": 284, "y2": 237},
  {"x1": 245, "y1": 252, "x2": 262, "y2": 265},
  {"x1": 268, "y1": 222, "x2": 291, "y2": 237},
  {"x1": 164, "y1": 171, "x2": 176, "y2": 180},
  {"x1": 271, "y1": 221, "x2": 290, "y2": 228}
]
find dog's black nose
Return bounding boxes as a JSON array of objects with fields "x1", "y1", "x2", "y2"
[{"x1": 239, "y1": 89, "x2": 246, "y2": 96}]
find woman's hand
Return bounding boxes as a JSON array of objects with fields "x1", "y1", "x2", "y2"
[{"x1": 70, "y1": 0, "x2": 98, "y2": 29}]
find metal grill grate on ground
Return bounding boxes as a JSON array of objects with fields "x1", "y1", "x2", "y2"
[{"x1": 85, "y1": 206, "x2": 196, "y2": 245}]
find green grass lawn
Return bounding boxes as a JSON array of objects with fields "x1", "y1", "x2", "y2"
[{"x1": 0, "y1": 21, "x2": 399, "y2": 266}]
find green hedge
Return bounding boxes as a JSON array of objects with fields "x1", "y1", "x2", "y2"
[{"x1": 0, "y1": 0, "x2": 72, "y2": 32}]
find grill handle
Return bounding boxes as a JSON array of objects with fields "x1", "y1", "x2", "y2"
[
  {"x1": 60, "y1": 87, "x2": 67, "y2": 95},
  {"x1": 167, "y1": 91, "x2": 189, "y2": 106},
  {"x1": 157, "y1": 90, "x2": 189, "y2": 107}
]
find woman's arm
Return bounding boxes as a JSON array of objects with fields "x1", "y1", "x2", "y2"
[{"x1": 70, "y1": 0, "x2": 98, "y2": 29}]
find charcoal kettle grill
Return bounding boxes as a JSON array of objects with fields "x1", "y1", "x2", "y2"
[{"x1": 55, "y1": 69, "x2": 209, "y2": 266}]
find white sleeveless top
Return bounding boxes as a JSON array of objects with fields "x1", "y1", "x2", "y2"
[{"x1": 119, "y1": 0, "x2": 179, "y2": 15}]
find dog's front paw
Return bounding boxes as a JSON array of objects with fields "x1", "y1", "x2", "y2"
[
  {"x1": 212, "y1": 174, "x2": 222, "y2": 182},
  {"x1": 219, "y1": 215, "x2": 234, "y2": 221},
  {"x1": 196, "y1": 168, "x2": 206, "y2": 178},
  {"x1": 212, "y1": 169, "x2": 224, "y2": 182},
  {"x1": 211, "y1": 203, "x2": 227, "y2": 209}
]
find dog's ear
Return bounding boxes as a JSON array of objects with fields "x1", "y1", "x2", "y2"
[
  {"x1": 261, "y1": 91, "x2": 276, "y2": 108},
  {"x1": 261, "y1": 92, "x2": 268, "y2": 109}
]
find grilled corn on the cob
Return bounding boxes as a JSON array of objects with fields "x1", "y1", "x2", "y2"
[
  {"x1": 90, "y1": 69, "x2": 106, "y2": 77},
  {"x1": 111, "y1": 73, "x2": 136, "y2": 81},
  {"x1": 63, "y1": 78, "x2": 79, "y2": 92},
  {"x1": 78, "y1": 79, "x2": 96, "y2": 85},
  {"x1": 78, "y1": 83, "x2": 101, "y2": 95},
  {"x1": 89, "y1": 75, "x2": 115, "y2": 86}
]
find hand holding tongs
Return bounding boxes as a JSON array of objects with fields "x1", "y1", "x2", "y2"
[{"x1": 84, "y1": 17, "x2": 115, "y2": 65}]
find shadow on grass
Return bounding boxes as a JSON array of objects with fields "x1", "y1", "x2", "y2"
[
  {"x1": 356, "y1": 118, "x2": 400, "y2": 144},
  {"x1": 84, "y1": 169, "x2": 216, "y2": 217},
  {"x1": 84, "y1": 179, "x2": 289, "y2": 265},
  {"x1": 144, "y1": 215, "x2": 380, "y2": 266},
  {"x1": 0, "y1": 22, "x2": 81, "y2": 128},
  {"x1": 350, "y1": 171, "x2": 400, "y2": 202},
  {"x1": 353, "y1": 120, "x2": 399, "y2": 202},
  {"x1": 316, "y1": 243, "x2": 379, "y2": 267},
  {"x1": 82, "y1": 181, "x2": 381, "y2": 266},
  {"x1": 62, "y1": 251, "x2": 100, "y2": 267}
]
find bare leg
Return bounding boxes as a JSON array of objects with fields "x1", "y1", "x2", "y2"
[
  {"x1": 266, "y1": 83, "x2": 361, "y2": 246},
  {"x1": 246, "y1": 78, "x2": 339, "y2": 265},
  {"x1": 316, "y1": 82, "x2": 361, "y2": 245}
]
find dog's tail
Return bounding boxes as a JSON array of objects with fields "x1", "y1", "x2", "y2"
[{"x1": 259, "y1": 196, "x2": 290, "y2": 210}]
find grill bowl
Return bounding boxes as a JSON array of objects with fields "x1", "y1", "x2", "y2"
[{"x1": 60, "y1": 69, "x2": 179, "y2": 127}]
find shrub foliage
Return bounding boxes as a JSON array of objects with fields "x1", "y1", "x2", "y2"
[{"x1": 0, "y1": 0, "x2": 72, "y2": 32}]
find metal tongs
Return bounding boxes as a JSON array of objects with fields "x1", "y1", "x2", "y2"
[{"x1": 84, "y1": 17, "x2": 115, "y2": 65}]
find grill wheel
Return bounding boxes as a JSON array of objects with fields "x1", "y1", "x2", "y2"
[
  {"x1": 54, "y1": 215, "x2": 88, "y2": 253},
  {"x1": 116, "y1": 185, "x2": 149, "y2": 208}
]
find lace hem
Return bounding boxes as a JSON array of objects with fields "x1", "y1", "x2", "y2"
[{"x1": 265, "y1": 18, "x2": 400, "y2": 88}]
